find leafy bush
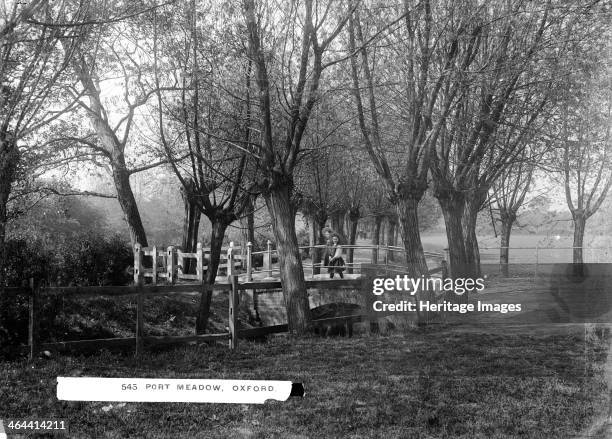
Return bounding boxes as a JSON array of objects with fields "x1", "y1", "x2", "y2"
[
  {"x1": 2, "y1": 238, "x2": 52, "y2": 286},
  {"x1": 55, "y1": 232, "x2": 132, "y2": 286},
  {"x1": 0, "y1": 232, "x2": 133, "y2": 356}
]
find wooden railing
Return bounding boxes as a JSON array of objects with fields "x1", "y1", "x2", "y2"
[
  {"x1": 135, "y1": 240, "x2": 446, "y2": 283},
  {"x1": 134, "y1": 242, "x2": 244, "y2": 284},
  {"x1": 246, "y1": 241, "x2": 446, "y2": 280}
]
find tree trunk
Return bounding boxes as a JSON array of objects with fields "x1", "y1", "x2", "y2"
[
  {"x1": 330, "y1": 210, "x2": 348, "y2": 243},
  {"x1": 75, "y1": 61, "x2": 148, "y2": 250},
  {"x1": 371, "y1": 216, "x2": 383, "y2": 264},
  {"x1": 240, "y1": 196, "x2": 255, "y2": 248},
  {"x1": 347, "y1": 207, "x2": 359, "y2": 274},
  {"x1": 196, "y1": 217, "x2": 230, "y2": 334},
  {"x1": 0, "y1": 138, "x2": 18, "y2": 286},
  {"x1": 463, "y1": 191, "x2": 486, "y2": 278},
  {"x1": 111, "y1": 163, "x2": 148, "y2": 248},
  {"x1": 239, "y1": 196, "x2": 255, "y2": 270},
  {"x1": 264, "y1": 184, "x2": 311, "y2": 334},
  {"x1": 396, "y1": 192, "x2": 428, "y2": 277},
  {"x1": 436, "y1": 191, "x2": 468, "y2": 279},
  {"x1": 181, "y1": 180, "x2": 201, "y2": 273},
  {"x1": 572, "y1": 212, "x2": 586, "y2": 264},
  {"x1": 499, "y1": 211, "x2": 515, "y2": 277},
  {"x1": 312, "y1": 210, "x2": 327, "y2": 275}
]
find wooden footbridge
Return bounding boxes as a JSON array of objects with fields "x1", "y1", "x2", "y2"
[
  {"x1": 18, "y1": 242, "x2": 448, "y2": 359},
  {"x1": 132, "y1": 241, "x2": 447, "y2": 285}
]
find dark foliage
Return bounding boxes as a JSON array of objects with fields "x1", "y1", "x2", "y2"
[{"x1": 0, "y1": 232, "x2": 132, "y2": 356}]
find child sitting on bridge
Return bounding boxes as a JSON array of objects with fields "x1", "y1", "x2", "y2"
[{"x1": 327, "y1": 233, "x2": 345, "y2": 279}]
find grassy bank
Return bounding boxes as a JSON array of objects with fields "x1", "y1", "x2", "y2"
[{"x1": 0, "y1": 324, "x2": 608, "y2": 438}]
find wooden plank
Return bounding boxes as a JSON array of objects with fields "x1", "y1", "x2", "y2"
[
  {"x1": 234, "y1": 278, "x2": 364, "y2": 291},
  {"x1": 178, "y1": 273, "x2": 199, "y2": 280},
  {"x1": 28, "y1": 279, "x2": 37, "y2": 361},
  {"x1": 236, "y1": 280, "x2": 281, "y2": 290},
  {"x1": 151, "y1": 245, "x2": 158, "y2": 285},
  {"x1": 42, "y1": 285, "x2": 140, "y2": 297},
  {"x1": 135, "y1": 289, "x2": 144, "y2": 357},
  {"x1": 305, "y1": 278, "x2": 363, "y2": 289},
  {"x1": 134, "y1": 243, "x2": 143, "y2": 285},
  {"x1": 196, "y1": 243, "x2": 203, "y2": 282},
  {"x1": 167, "y1": 283, "x2": 237, "y2": 296},
  {"x1": 177, "y1": 251, "x2": 198, "y2": 258},
  {"x1": 1, "y1": 286, "x2": 31, "y2": 295},
  {"x1": 167, "y1": 246, "x2": 175, "y2": 283},
  {"x1": 144, "y1": 333, "x2": 229, "y2": 345},
  {"x1": 39, "y1": 337, "x2": 137, "y2": 352},
  {"x1": 229, "y1": 275, "x2": 238, "y2": 349},
  {"x1": 37, "y1": 281, "x2": 230, "y2": 299},
  {"x1": 246, "y1": 242, "x2": 253, "y2": 281},
  {"x1": 40, "y1": 273, "x2": 364, "y2": 298},
  {"x1": 312, "y1": 315, "x2": 365, "y2": 325},
  {"x1": 37, "y1": 333, "x2": 232, "y2": 352},
  {"x1": 238, "y1": 324, "x2": 288, "y2": 338}
]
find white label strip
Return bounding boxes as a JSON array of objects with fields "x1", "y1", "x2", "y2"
[{"x1": 57, "y1": 377, "x2": 293, "y2": 404}]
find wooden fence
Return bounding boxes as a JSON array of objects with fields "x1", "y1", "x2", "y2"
[{"x1": 20, "y1": 244, "x2": 447, "y2": 360}]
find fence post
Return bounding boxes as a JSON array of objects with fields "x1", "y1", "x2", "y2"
[
  {"x1": 384, "y1": 245, "x2": 389, "y2": 275},
  {"x1": 229, "y1": 275, "x2": 239, "y2": 349},
  {"x1": 134, "y1": 245, "x2": 145, "y2": 357},
  {"x1": 151, "y1": 245, "x2": 157, "y2": 285},
  {"x1": 134, "y1": 243, "x2": 143, "y2": 285},
  {"x1": 246, "y1": 241, "x2": 253, "y2": 281},
  {"x1": 535, "y1": 244, "x2": 539, "y2": 278},
  {"x1": 443, "y1": 248, "x2": 450, "y2": 277},
  {"x1": 167, "y1": 246, "x2": 175, "y2": 284},
  {"x1": 265, "y1": 240, "x2": 273, "y2": 278},
  {"x1": 372, "y1": 245, "x2": 379, "y2": 265},
  {"x1": 28, "y1": 278, "x2": 38, "y2": 362},
  {"x1": 227, "y1": 242, "x2": 235, "y2": 277},
  {"x1": 196, "y1": 242, "x2": 204, "y2": 283},
  {"x1": 240, "y1": 240, "x2": 247, "y2": 270},
  {"x1": 311, "y1": 245, "x2": 315, "y2": 279}
]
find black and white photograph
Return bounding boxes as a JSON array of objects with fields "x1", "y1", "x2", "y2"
[{"x1": 1, "y1": 0, "x2": 612, "y2": 437}]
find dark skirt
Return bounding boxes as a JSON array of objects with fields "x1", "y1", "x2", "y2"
[{"x1": 328, "y1": 257, "x2": 345, "y2": 273}]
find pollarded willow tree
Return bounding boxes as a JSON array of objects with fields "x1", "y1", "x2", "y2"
[
  {"x1": 0, "y1": 0, "x2": 88, "y2": 283},
  {"x1": 430, "y1": 1, "x2": 547, "y2": 278},
  {"x1": 348, "y1": 0, "x2": 484, "y2": 277},
  {"x1": 490, "y1": 148, "x2": 539, "y2": 276},
  {"x1": 297, "y1": 147, "x2": 338, "y2": 274},
  {"x1": 294, "y1": 92, "x2": 356, "y2": 273},
  {"x1": 152, "y1": 0, "x2": 256, "y2": 333},
  {"x1": 428, "y1": 0, "x2": 602, "y2": 279},
  {"x1": 243, "y1": 0, "x2": 354, "y2": 333},
  {"x1": 558, "y1": 81, "x2": 612, "y2": 264}
]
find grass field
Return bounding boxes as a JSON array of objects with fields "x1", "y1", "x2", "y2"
[{"x1": 1, "y1": 324, "x2": 609, "y2": 438}]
